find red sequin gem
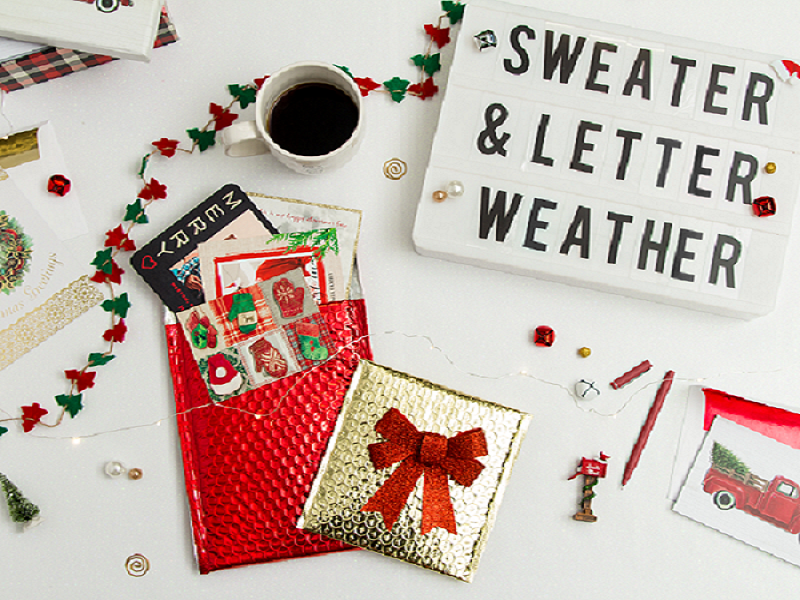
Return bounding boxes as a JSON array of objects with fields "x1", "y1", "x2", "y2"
[
  {"x1": 753, "y1": 196, "x2": 776, "y2": 217},
  {"x1": 534, "y1": 325, "x2": 555, "y2": 347},
  {"x1": 47, "y1": 174, "x2": 71, "y2": 196}
]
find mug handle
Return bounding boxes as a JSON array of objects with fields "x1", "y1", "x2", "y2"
[{"x1": 222, "y1": 120, "x2": 268, "y2": 157}]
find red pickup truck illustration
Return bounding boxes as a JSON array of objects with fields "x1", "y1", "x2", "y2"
[{"x1": 703, "y1": 446, "x2": 800, "y2": 536}]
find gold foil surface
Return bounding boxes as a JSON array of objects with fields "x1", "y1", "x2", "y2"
[
  {"x1": 300, "y1": 360, "x2": 531, "y2": 582},
  {"x1": 0, "y1": 128, "x2": 40, "y2": 169},
  {"x1": 0, "y1": 276, "x2": 104, "y2": 370}
]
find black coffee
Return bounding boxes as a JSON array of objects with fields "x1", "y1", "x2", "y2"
[{"x1": 267, "y1": 83, "x2": 359, "y2": 157}]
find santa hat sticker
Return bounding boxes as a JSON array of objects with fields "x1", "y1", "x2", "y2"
[{"x1": 771, "y1": 59, "x2": 800, "y2": 83}]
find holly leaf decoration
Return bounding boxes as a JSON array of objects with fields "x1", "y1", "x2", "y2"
[
  {"x1": 55, "y1": 394, "x2": 83, "y2": 419},
  {"x1": 0, "y1": 425, "x2": 7, "y2": 437},
  {"x1": 139, "y1": 178, "x2": 167, "y2": 201},
  {"x1": 335, "y1": 65, "x2": 354, "y2": 78},
  {"x1": 411, "y1": 53, "x2": 441, "y2": 76},
  {"x1": 21, "y1": 403, "x2": 47, "y2": 432},
  {"x1": 90, "y1": 248, "x2": 115, "y2": 275},
  {"x1": 408, "y1": 77, "x2": 439, "y2": 100},
  {"x1": 354, "y1": 77, "x2": 381, "y2": 97},
  {"x1": 442, "y1": 1, "x2": 465, "y2": 24},
  {"x1": 90, "y1": 261, "x2": 124, "y2": 285},
  {"x1": 186, "y1": 128, "x2": 216, "y2": 152},
  {"x1": 383, "y1": 77, "x2": 410, "y2": 103},
  {"x1": 424, "y1": 24, "x2": 450, "y2": 48},
  {"x1": 103, "y1": 320, "x2": 128, "y2": 343},
  {"x1": 254, "y1": 76, "x2": 269, "y2": 90},
  {"x1": 104, "y1": 225, "x2": 136, "y2": 252},
  {"x1": 88, "y1": 352, "x2": 115, "y2": 367},
  {"x1": 209, "y1": 103, "x2": 238, "y2": 131},
  {"x1": 152, "y1": 138, "x2": 180, "y2": 157},
  {"x1": 101, "y1": 293, "x2": 131, "y2": 318},
  {"x1": 124, "y1": 199, "x2": 149, "y2": 224},
  {"x1": 65, "y1": 369, "x2": 96, "y2": 393},
  {"x1": 228, "y1": 84, "x2": 257, "y2": 108}
]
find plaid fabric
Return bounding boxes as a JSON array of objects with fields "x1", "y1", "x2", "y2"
[
  {"x1": 209, "y1": 284, "x2": 278, "y2": 347},
  {"x1": 0, "y1": 7, "x2": 178, "y2": 92}
]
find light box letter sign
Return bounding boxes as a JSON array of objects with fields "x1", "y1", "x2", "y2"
[{"x1": 413, "y1": 0, "x2": 800, "y2": 318}]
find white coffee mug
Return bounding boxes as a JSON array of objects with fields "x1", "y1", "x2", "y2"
[{"x1": 222, "y1": 62, "x2": 364, "y2": 175}]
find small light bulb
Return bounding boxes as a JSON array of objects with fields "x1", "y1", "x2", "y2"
[{"x1": 71, "y1": 437, "x2": 81, "y2": 445}]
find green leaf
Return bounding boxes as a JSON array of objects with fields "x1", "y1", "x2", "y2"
[
  {"x1": 335, "y1": 65, "x2": 354, "y2": 79},
  {"x1": 101, "y1": 293, "x2": 131, "y2": 318},
  {"x1": 55, "y1": 394, "x2": 83, "y2": 418},
  {"x1": 441, "y1": 1, "x2": 465, "y2": 24},
  {"x1": 0, "y1": 425, "x2": 7, "y2": 437},
  {"x1": 228, "y1": 84, "x2": 257, "y2": 108},
  {"x1": 383, "y1": 77, "x2": 410, "y2": 103},
  {"x1": 411, "y1": 53, "x2": 441, "y2": 76},
  {"x1": 87, "y1": 352, "x2": 115, "y2": 367},
  {"x1": 124, "y1": 199, "x2": 149, "y2": 224},
  {"x1": 186, "y1": 128, "x2": 217, "y2": 152},
  {"x1": 90, "y1": 248, "x2": 115, "y2": 274},
  {"x1": 138, "y1": 154, "x2": 150, "y2": 178}
]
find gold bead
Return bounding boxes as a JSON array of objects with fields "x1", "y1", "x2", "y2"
[
  {"x1": 128, "y1": 468, "x2": 143, "y2": 480},
  {"x1": 432, "y1": 190, "x2": 448, "y2": 202},
  {"x1": 765, "y1": 162, "x2": 777, "y2": 174},
  {"x1": 578, "y1": 347, "x2": 591, "y2": 358}
]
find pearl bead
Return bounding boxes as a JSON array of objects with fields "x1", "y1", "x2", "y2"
[
  {"x1": 104, "y1": 461, "x2": 127, "y2": 478},
  {"x1": 432, "y1": 190, "x2": 448, "y2": 202},
  {"x1": 446, "y1": 180, "x2": 465, "y2": 197}
]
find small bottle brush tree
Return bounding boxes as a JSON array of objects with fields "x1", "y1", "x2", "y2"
[{"x1": 0, "y1": 472, "x2": 40, "y2": 524}]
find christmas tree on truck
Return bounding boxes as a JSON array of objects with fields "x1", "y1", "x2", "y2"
[{"x1": 704, "y1": 442, "x2": 800, "y2": 537}]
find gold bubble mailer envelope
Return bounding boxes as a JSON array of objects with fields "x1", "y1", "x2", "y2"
[{"x1": 299, "y1": 360, "x2": 531, "y2": 582}]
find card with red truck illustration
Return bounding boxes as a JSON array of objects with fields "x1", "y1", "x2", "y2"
[{"x1": 675, "y1": 417, "x2": 800, "y2": 567}]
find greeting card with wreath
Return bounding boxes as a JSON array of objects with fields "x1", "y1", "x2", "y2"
[{"x1": 0, "y1": 175, "x2": 102, "y2": 370}]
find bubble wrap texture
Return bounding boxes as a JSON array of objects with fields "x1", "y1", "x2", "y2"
[
  {"x1": 166, "y1": 300, "x2": 372, "y2": 574},
  {"x1": 300, "y1": 360, "x2": 531, "y2": 582}
]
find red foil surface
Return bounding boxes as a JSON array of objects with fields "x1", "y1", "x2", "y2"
[{"x1": 166, "y1": 299, "x2": 372, "y2": 573}]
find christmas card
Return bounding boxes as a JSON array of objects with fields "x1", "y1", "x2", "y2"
[
  {"x1": 197, "y1": 229, "x2": 344, "y2": 305},
  {"x1": 670, "y1": 387, "x2": 800, "y2": 501},
  {"x1": 0, "y1": 0, "x2": 164, "y2": 61},
  {"x1": 248, "y1": 194, "x2": 362, "y2": 300},
  {"x1": 130, "y1": 184, "x2": 277, "y2": 313},
  {"x1": 0, "y1": 175, "x2": 102, "y2": 370},
  {"x1": 674, "y1": 418, "x2": 800, "y2": 568}
]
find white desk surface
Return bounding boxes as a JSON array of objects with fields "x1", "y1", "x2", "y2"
[{"x1": 3, "y1": 1, "x2": 800, "y2": 597}]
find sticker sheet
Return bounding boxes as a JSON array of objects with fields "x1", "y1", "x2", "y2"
[{"x1": 176, "y1": 268, "x2": 330, "y2": 402}]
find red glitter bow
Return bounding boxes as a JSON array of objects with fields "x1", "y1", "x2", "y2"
[{"x1": 361, "y1": 408, "x2": 487, "y2": 535}]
